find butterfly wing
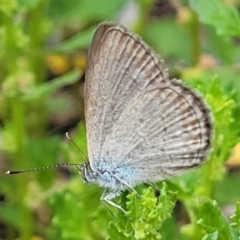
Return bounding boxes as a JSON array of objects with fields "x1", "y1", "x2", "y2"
[
  {"x1": 85, "y1": 23, "x2": 169, "y2": 169},
  {"x1": 100, "y1": 79, "x2": 212, "y2": 184}
]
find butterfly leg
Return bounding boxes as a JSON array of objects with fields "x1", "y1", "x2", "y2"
[
  {"x1": 100, "y1": 189, "x2": 126, "y2": 214},
  {"x1": 101, "y1": 201, "x2": 114, "y2": 216},
  {"x1": 114, "y1": 176, "x2": 140, "y2": 198}
]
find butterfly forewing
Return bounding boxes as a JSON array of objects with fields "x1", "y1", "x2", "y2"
[
  {"x1": 85, "y1": 23, "x2": 169, "y2": 169},
  {"x1": 85, "y1": 22, "x2": 212, "y2": 187}
]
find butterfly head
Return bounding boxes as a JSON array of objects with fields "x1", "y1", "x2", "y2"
[{"x1": 80, "y1": 161, "x2": 95, "y2": 183}]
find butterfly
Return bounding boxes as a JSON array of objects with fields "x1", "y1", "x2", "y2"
[
  {"x1": 82, "y1": 22, "x2": 212, "y2": 212},
  {"x1": 6, "y1": 22, "x2": 213, "y2": 213}
]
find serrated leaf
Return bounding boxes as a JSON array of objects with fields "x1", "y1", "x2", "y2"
[
  {"x1": 197, "y1": 200, "x2": 232, "y2": 240},
  {"x1": 108, "y1": 183, "x2": 177, "y2": 240}
]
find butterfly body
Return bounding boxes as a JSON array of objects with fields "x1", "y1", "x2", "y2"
[{"x1": 82, "y1": 161, "x2": 135, "y2": 191}]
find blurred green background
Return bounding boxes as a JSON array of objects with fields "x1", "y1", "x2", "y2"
[{"x1": 0, "y1": 0, "x2": 240, "y2": 239}]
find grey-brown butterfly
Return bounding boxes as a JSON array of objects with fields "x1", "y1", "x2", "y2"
[
  {"x1": 6, "y1": 22, "x2": 213, "y2": 213},
  {"x1": 83, "y1": 22, "x2": 212, "y2": 211}
]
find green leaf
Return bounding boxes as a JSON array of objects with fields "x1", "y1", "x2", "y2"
[
  {"x1": 51, "y1": 191, "x2": 84, "y2": 239},
  {"x1": 23, "y1": 70, "x2": 81, "y2": 100},
  {"x1": 51, "y1": 26, "x2": 96, "y2": 53},
  {"x1": 49, "y1": 187, "x2": 108, "y2": 239},
  {"x1": 108, "y1": 183, "x2": 177, "y2": 240},
  {"x1": 190, "y1": 0, "x2": 240, "y2": 36},
  {"x1": 197, "y1": 200, "x2": 232, "y2": 240},
  {"x1": 230, "y1": 201, "x2": 240, "y2": 230},
  {"x1": 202, "y1": 231, "x2": 218, "y2": 240},
  {"x1": 48, "y1": 0, "x2": 128, "y2": 22}
]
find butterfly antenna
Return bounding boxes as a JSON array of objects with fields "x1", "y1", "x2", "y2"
[
  {"x1": 5, "y1": 163, "x2": 82, "y2": 175},
  {"x1": 5, "y1": 133, "x2": 86, "y2": 175},
  {"x1": 65, "y1": 132, "x2": 87, "y2": 162}
]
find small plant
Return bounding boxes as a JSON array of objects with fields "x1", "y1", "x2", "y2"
[{"x1": 0, "y1": 0, "x2": 239, "y2": 239}]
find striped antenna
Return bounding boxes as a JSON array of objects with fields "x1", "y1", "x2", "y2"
[
  {"x1": 65, "y1": 132, "x2": 87, "y2": 162},
  {"x1": 5, "y1": 163, "x2": 82, "y2": 175},
  {"x1": 5, "y1": 132, "x2": 85, "y2": 175}
]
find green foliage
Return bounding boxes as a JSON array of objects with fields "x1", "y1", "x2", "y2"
[
  {"x1": 190, "y1": 0, "x2": 240, "y2": 36},
  {"x1": 0, "y1": 0, "x2": 240, "y2": 239},
  {"x1": 108, "y1": 184, "x2": 177, "y2": 240},
  {"x1": 197, "y1": 200, "x2": 232, "y2": 240},
  {"x1": 48, "y1": 186, "x2": 109, "y2": 240},
  {"x1": 144, "y1": 18, "x2": 192, "y2": 63},
  {"x1": 23, "y1": 70, "x2": 81, "y2": 100},
  {"x1": 189, "y1": 76, "x2": 238, "y2": 193},
  {"x1": 48, "y1": 0, "x2": 128, "y2": 22},
  {"x1": 231, "y1": 202, "x2": 240, "y2": 231},
  {"x1": 52, "y1": 26, "x2": 97, "y2": 53}
]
